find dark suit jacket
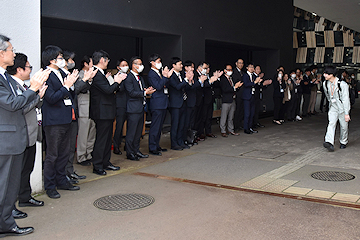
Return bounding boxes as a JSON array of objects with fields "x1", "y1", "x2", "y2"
[
  {"x1": 301, "y1": 74, "x2": 312, "y2": 94},
  {"x1": 42, "y1": 70, "x2": 74, "y2": 127},
  {"x1": 233, "y1": 68, "x2": 244, "y2": 98},
  {"x1": 90, "y1": 70, "x2": 119, "y2": 120},
  {"x1": 214, "y1": 75, "x2": 235, "y2": 103},
  {"x1": 148, "y1": 69, "x2": 169, "y2": 110},
  {"x1": 0, "y1": 74, "x2": 37, "y2": 154},
  {"x1": 181, "y1": 71, "x2": 200, "y2": 108},
  {"x1": 242, "y1": 72, "x2": 256, "y2": 100},
  {"x1": 168, "y1": 71, "x2": 188, "y2": 108},
  {"x1": 115, "y1": 81, "x2": 127, "y2": 109},
  {"x1": 124, "y1": 72, "x2": 146, "y2": 114},
  {"x1": 272, "y1": 78, "x2": 286, "y2": 98},
  {"x1": 203, "y1": 78, "x2": 213, "y2": 105},
  {"x1": 194, "y1": 71, "x2": 204, "y2": 107}
]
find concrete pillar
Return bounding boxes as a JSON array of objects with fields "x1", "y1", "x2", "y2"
[{"x1": 1, "y1": 0, "x2": 42, "y2": 193}]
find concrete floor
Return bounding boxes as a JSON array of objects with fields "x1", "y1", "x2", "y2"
[{"x1": 16, "y1": 97, "x2": 360, "y2": 239}]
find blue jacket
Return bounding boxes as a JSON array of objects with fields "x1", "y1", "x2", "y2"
[
  {"x1": 168, "y1": 71, "x2": 188, "y2": 108},
  {"x1": 148, "y1": 69, "x2": 169, "y2": 110},
  {"x1": 242, "y1": 72, "x2": 256, "y2": 100}
]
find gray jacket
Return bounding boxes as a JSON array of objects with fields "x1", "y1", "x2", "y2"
[{"x1": 323, "y1": 77, "x2": 351, "y2": 115}]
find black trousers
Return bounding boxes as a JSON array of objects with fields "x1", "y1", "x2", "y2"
[
  {"x1": 18, "y1": 145, "x2": 36, "y2": 202},
  {"x1": 183, "y1": 105, "x2": 195, "y2": 141},
  {"x1": 148, "y1": 109, "x2": 166, "y2": 151},
  {"x1": 170, "y1": 103, "x2": 186, "y2": 148},
  {"x1": 234, "y1": 96, "x2": 244, "y2": 129},
  {"x1": 125, "y1": 112, "x2": 144, "y2": 155},
  {"x1": 0, "y1": 153, "x2": 23, "y2": 232},
  {"x1": 198, "y1": 102, "x2": 213, "y2": 135},
  {"x1": 302, "y1": 93, "x2": 311, "y2": 115},
  {"x1": 66, "y1": 121, "x2": 78, "y2": 175},
  {"x1": 92, "y1": 119, "x2": 113, "y2": 170},
  {"x1": 273, "y1": 97, "x2": 284, "y2": 121},
  {"x1": 243, "y1": 96, "x2": 255, "y2": 131},
  {"x1": 253, "y1": 97, "x2": 261, "y2": 126},
  {"x1": 113, "y1": 107, "x2": 127, "y2": 150},
  {"x1": 44, "y1": 124, "x2": 71, "y2": 190},
  {"x1": 194, "y1": 101, "x2": 203, "y2": 136}
]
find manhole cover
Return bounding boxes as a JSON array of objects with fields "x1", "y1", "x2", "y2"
[
  {"x1": 94, "y1": 194, "x2": 155, "y2": 211},
  {"x1": 311, "y1": 171, "x2": 355, "y2": 181}
]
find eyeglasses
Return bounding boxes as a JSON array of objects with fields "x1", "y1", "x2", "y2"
[
  {"x1": 25, "y1": 65, "x2": 33, "y2": 70},
  {"x1": 4, "y1": 48, "x2": 15, "y2": 53},
  {"x1": 56, "y1": 57, "x2": 64, "y2": 60}
]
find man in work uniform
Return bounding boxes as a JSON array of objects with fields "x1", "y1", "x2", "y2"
[{"x1": 323, "y1": 66, "x2": 351, "y2": 152}]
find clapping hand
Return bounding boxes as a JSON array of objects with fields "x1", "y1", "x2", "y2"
[
  {"x1": 263, "y1": 79, "x2": 272, "y2": 86},
  {"x1": 63, "y1": 69, "x2": 79, "y2": 88},
  {"x1": 234, "y1": 81, "x2": 243, "y2": 89},
  {"x1": 38, "y1": 82, "x2": 48, "y2": 98},
  {"x1": 162, "y1": 66, "x2": 174, "y2": 78},
  {"x1": 145, "y1": 86, "x2": 156, "y2": 95},
  {"x1": 114, "y1": 72, "x2": 127, "y2": 84},
  {"x1": 83, "y1": 68, "x2": 98, "y2": 82},
  {"x1": 29, "y1": 68, "x2": 51, "y2": 92}
]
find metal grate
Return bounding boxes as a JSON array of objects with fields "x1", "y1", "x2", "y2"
[
  {"x1": 311, "y1": 171, "x2": 355, "y2": 182},
  {"x1": 94, "y1": 193, "x2": 155, "y2": 211}
]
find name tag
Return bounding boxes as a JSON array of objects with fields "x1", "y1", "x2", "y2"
[
  {"x1": 295, "y1": 89, "x2": 297, "y2": 93},
  {"x1": 280, "y1": 89, "x2": 284, "y2": 93},
  {"x1": 251, "y1": 87, "x2": 255, "y2": 95},
  {"x1": 64, "y1": 99, "x2": 72, "y2": 106},
  {"x1": 331, "y1": 99, "x2": 336, "y2": 103},
  {"x1": 164, "y1": 88, "x2": 168, "y2": 94},
  {"x1": 16, "y1": 88, "x2": 23, "y2": 95}
]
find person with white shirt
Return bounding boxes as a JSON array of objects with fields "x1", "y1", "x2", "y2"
[{"x1": 41, "y1": 45, "x2": 80, "y2": 199}]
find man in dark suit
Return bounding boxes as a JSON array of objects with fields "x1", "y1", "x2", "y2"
[
  {"x1": 147, "y1": 54, "x2": 172, "y2": 155},
  {"x1": 242, "y1": 63, "x2": 263, "y2": 134},
  {"x1": 0, "y1": 34, "x2": 49, "y2": 237},
  {"x1": 7, "y1": 53, "x2": 46, "y2": 218},
  {"x1": 113, "y1": 58, "x2": 129, "y2": 155},
  {"x1": 90, "y1": 50, "x2": 126, "y2": 175},
  {"x1": 124, "y1": 56, "x2": 155, "y2": 160},
  {"x1": 233, "y1": 58, "x2": 245, "y2": 130},
  {"x1": 214, "y1": 64, "x2": 242, "y2": 137},
  {"x1": 168, "y1": 57, "x2": 192, "y2": 150},
  {"x1": 42, "y1": 45, "x2": 80, "y2": 198},
  {"x1": 301, "y1": 68, "x2": 313, "y2": 117}
]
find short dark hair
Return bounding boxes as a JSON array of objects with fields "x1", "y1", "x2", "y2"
[
  {"x1": 92, "y1": 50, "x2": 110, "y2": 65},
  {"x1": 290, "y1": 69, "x2": 296, "y2": 74},
  {"x1": 129, "y1": 56, "x2": 141, "y2": 70},
  {"x1": 116, "y1": 58, "x2": 128, "y2": 66},
  {"x1": 7, "y1": 53, "x2": 27, "y2": 75},
  {"x1": 184, "y1": 60, "x2": 194, "y2": 67},
  {"x1": 170, "y1": 57, "x2": 181, "y2": 67},
  {"x1": 224, "y1": 63, "x2": 232, "y2": 70},
  {"x1": 277, "y1": 65, "x2": 284, "y2": 71},
  {"x1": 63, "y1": 50, "x2": 75, "y2": 61},
  {"x1": 42, "y1": 45, "x2": 63, "y2": 67},
  {"x1": 149, "y1": 54, "x2": 161, "y2": 67},
  {"x1": 246, "y1": 62, "x2": 254, "y2": 67},
  {"x1": 310, "y1": 65, "x2": 318, "y2": 71},
  {"x1": 197, "y1": 61, "x2": 208, "y2": 69},
  {"x1": 324, "y1": 66, "x2": 337, "y2": 76},
  {"x1": 305, "y1": 68, "x2": 311, "y2": 72},
  {"x1": 80, "y1": 55, "x2": 92, "y2": 69}
]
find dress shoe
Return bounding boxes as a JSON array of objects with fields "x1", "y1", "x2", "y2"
[
  {"x1": 193, "y1": 141, "x2": 198, "y2": 145},
  {"x1": 19, "y1": 198, "x2": 44, "y2": 207},
  {"x1": 105, "y1": 162, "x2": 121, "y2": 170},
  {"x1": 199, "y1": 134, "x2": 206, "y2": 141},
  {"x1": 181, "y1": 145, "x2": 190, "y2": 149},
  {"x1": 0, "y1": 226, "x2": 34, "y2": 237},
  {"x1": 323, "y1": 142, "x2": 334, "y2": 152},
  {"x1": 149, "y1": 150, "x2": 162, "y2": 156},
  {"x1": 221, "y1": 133, "x2": 228, "y2": 137},
  {"x1": 340, "y1": 144, "x2": 347, "y2": 149},
  {"x1": 229, "y1": 132, "x2": 240, "y2": 136},
  {"x1": 171, "y1": 146, "x2": 183, "y2": 151},
  {"x1": 244, "y1": 129, "x2": 253, "y2": 134},
  {"x1": 127, "y1": 153, "x2": 140, "y2": 161},
  {"x1": 136, "y1": 152, "x2": 149, "y2": 158},
  {"x1": 77, "y1": 160, "x2": 91, "y2": 166},
  {"x1": 57, "y1": 182, "x2": 80, "y2": 191},
  {"x1": 256, "y1": 123, "x2": 265, "y2": 128},
  {"x1": 187, "y1": 143, "x2": 193, "y2": 147},
  {"x1": 69, "y1": 171, "x2": 86, "y2": 180},
  {"x1": 46, "y1": 189, "x2": 61, "y2": 199},
  {"x1": 157, "y1": 147, "x2": 167, "y2": 152},
  {"x1": 93, "y1": 168, "x2": 107, "y2": 175},
  {"x1": 66, "y1": 175, "x2": 79, "y2": 185},
  {"x1": 113, "y1": 147, "x2": 122, "y2": 155},
  {"x1": 206, "y1": 133, "x2": 217, "y2": 138},
  {"x1": 250, "y1": 128, "x2": 258, "y2": 133},
  {"x1": 12, "y1": 208, "x2": 27, "y2": 219}
]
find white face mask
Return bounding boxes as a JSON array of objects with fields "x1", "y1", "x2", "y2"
[
  {"x1": 201, "y1": 68, "x2": 207, "y2": 75},
  {"x1": 291, "y1": 74, "x2": 296, "y2": 79},
  {"x1": 120, "y1": 66, "x2": 129, "y2": 73},
  {"x1": 55, "y1": 59, "x2": 66, "y2": 69},
  {"x1": 278, "y1": 73, "x2": 283, "y2": 79},
  {"x1": 137, "y1": 64, "x2": 144, "y2": 73},
  {"x1": 226, "y1": 71, "x2": 233, "y2": 76},
  {"x1": 155, "y1": 62, "x2": 162, "y2": 70}
]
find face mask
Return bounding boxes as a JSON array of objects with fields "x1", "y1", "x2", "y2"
[
  {"x1": 201, "y1": 68, "x2": 207, "y2": 75},
  {"x1": 226, "y1": 71, "x2": 233, "y2": 76},
  {"x1": 55, "y1": 59, "x2": 66, "y2": 69},
  {"x1": 155, "y1": 62, "x2": 162, "y2": 70},
  {"x1": 278, "y1": 73, "x2": 283, "y2": 79},
  {"x1": 67, "y1": 62, "x2": 75, "y2": 70},
  {"x1": 351, "y1": 76, "x2": 355, "y2": 79},
  {"x1": 137, "y1": 64, "x2": 144, "y2": 73},
  {"x1": 120, "y1": 66, "x2": 129, "y2": 73},
  {"x1": 291, "y1": 74, "x2": 296, "y2": 78}
]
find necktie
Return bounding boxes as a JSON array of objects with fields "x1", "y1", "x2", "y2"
[
  {"x1": 137, "y1": 75, "x2": 146, "y2": 105},
  {"x1": 178, "y1": 73, "x2": 187, "y2": 100},
  {"x1": 228, "y1": 77, "x2": 233, "y2": 87},
  {"x1": 23, "y1": 84, "x2": 28, "y2": 90}
]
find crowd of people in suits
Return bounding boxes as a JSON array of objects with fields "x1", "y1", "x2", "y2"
[{"x1": 0, "y1": 30, "x2": 358, "y2": 237}]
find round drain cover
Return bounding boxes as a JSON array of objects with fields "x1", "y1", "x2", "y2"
[
  {"x1": 311, "y1": 171, "x2": 355, "y2": 182},
  {"x1": 94, "y1": 193, "x2": 155, "y2": 211}
]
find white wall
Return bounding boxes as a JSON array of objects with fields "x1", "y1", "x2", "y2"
[{"x1": 0, "y1": 0, "x2": 43, "y2": 193}]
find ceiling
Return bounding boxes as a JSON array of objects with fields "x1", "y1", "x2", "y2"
[{"x1": 294, "y1": 0, "x2": 360, "y2": 32}]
